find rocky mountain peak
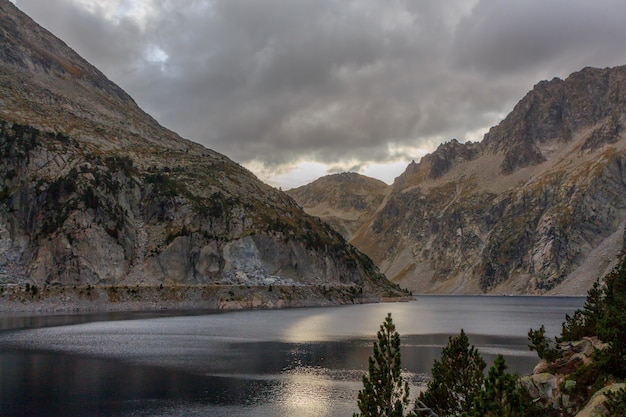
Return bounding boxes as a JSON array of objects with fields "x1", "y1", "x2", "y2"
[
  {"x1": 305, "y1": 65, "x2": 626, "y2": 296},
  {"x1": 393, "y1": 139, "x2": 482, "y2": 189},
  {"x1": 483, "y1": 65, "x2": 626, "y2": 174}
]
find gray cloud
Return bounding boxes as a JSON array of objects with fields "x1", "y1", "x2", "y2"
[
  {"x1": 453, "y1": 0, "x2": 626, "y2": 76},
  {"x1": 13, "y1": 0, "x2": 626, "y2": 185}
]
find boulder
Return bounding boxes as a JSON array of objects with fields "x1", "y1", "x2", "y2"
[
  {"x1": 520, "y1": 373, "x2": 559, "y2": 405},
  {"x1": 574, "y1": 383, "x2": 625, "y2": 417},
  {"x1": 520, "y1": 372, "x2": 558, "y2": 400}
]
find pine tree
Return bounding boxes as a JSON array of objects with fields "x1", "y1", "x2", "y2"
[
  {"x1": 596, "y1": 258, "x2": 626, "y2": 378},
  {"x1": 559, "y1": 279, "x2": 604, "y2": 342},
  {"x1": 467, "y1": 354, "x2": 524, "y2": 417},
  {"x1": 528, "y1": 325, "x2": 559, "y2": 362},
  {"x1": 354, "y1": 313, "x2": 415, "y2": 417},
  {"x1": 417, "y1": 329, "x2": 486, "y2": 417}
]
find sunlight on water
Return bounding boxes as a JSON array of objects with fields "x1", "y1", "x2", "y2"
[
  {"x1": 282, "y1": 312, "x2": 338, "y2": 343},
  {"x1": 0, "y1": 296, "x2": 584, "y2": 417},
  {"x1": 277, "y1": 367, "x2": 336, "y2": 416}
]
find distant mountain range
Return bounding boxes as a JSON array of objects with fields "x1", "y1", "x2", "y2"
[
  {"x1": 0, "y1": 0, "x2": 403, "y2": 305},
  {"x1": 289, "y1": 65, "x2": 626, "y2": 295},
  {"x1": 3, "y1": 0, "x2": 623, "y2": 300}
]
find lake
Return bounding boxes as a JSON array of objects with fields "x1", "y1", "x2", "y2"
[{"x1": 0, "y1": 296, "x2": 584, "y2": 417}]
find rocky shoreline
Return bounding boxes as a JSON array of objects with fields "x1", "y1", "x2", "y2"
[
  {"x1": 521, "y1": 337, "x2": 625, "y2": 416},
  {"x1": 0, "y1": 284, "x2": 411, "y2": 313}
]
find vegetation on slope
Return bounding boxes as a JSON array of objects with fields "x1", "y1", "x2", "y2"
[
  {"x1": 0, "y1": 119, "x2": 404, "y2": 299},
  {"x1": 356, "y1": 252, "x2": 626, "y2": 416},
  {"x1": 527, "y1": 253, "x2": 626, "y2": 414}
]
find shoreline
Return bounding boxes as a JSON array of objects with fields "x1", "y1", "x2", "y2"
[
  {"x1": 0, "y1": 283, "x2": 582, "y2": 315},
  {"x1": 0, "y1": 283, "x2": 408, "y2": 314}
]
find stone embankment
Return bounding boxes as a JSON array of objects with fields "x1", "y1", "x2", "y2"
[{"x1": 0, "y1": 284, "x2": 409, "y2": 313}]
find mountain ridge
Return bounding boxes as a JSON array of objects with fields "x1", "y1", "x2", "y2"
[
  {"x1": 290, "y1": 65, "x2": 626, "y2": 295},
  {"x1": 0, "y1": 0, "x2": 404, "y2": 309}
]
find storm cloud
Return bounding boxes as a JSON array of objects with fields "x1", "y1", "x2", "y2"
[{"x1": 12, "y1": 0, "x2": 626, "y2": 187}]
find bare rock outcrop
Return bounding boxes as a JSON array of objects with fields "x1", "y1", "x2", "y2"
[
  {"x1": 349, "y1": 65, "x2": 626, "y2": 295},
  {"x1": 520, "y1": 337, "x2": 610, "y2": 414}
]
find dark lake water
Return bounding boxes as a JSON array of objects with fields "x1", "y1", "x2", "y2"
[{"x1": 0, "y1": 296, "x2": 584, "y2": 417}]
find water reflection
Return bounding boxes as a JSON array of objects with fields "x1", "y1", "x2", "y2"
[
  {"x1": 0, "y1": 296, "x2": 584, "y2": 417},
  {"x1": 0, "y1": 349, "x2": 282, "y2": 417},
  {"x1": 0, "y1": 309, "x2": 222, "y2": 332}
]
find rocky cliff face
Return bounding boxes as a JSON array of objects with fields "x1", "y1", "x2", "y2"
[
  {"x1": 296, "y1": 66, "x2": 626, "y2": 295},
  {"x1": 0, "y1": 0, "x2": 400, "y2": 299},
  {"x1": 286, "y1": 172, "x2": 388, "y2": 241}
]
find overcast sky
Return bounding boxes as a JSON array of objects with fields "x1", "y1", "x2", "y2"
[{"x1": 12, "y1": 0, "x2": 626, "y2": 189}]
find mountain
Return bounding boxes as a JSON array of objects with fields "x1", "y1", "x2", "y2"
[
  {"x1": 0, "y1": 0, "x2": 403, "y2": 308},
  {"x1": 292, "y1": 66, "x2": 626, "y2": 295},
  {"x1": 286, "y1": 172, "x2": 388, "y2": 241}
]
